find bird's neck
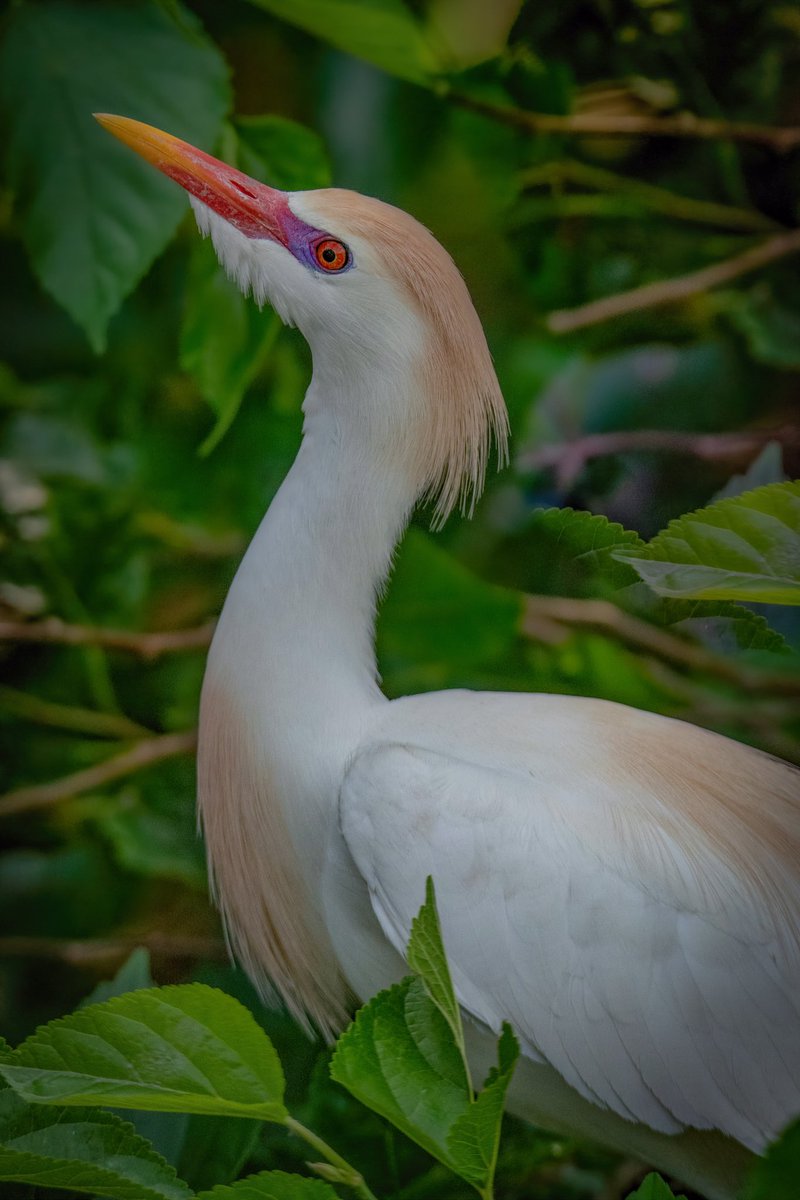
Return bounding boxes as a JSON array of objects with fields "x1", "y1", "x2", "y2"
[
  {"x1": 197, "y1": 378, "x2": 420, "y2": 1032},
  {"x1": 209, "y1": 378, "x2": 419, "y2": 749}
]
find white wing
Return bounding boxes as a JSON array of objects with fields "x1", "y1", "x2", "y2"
[{"x1": 340, "y1": 689, "x2": 800, "y2": 1151}]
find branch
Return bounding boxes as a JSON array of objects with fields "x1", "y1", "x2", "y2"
[
  {"x1": 517, "y1": 427, "x2": 800, "y2": 489},
  {"x1": 0, "y1": 730, "x2": 198, "y2": 818},
  {"x1": 642, "y1": 660, "x2": 800, "y2": 765},
  {"x1": 449, "y1": 91, "x2": 800, "y2": 152},
  {"x1": 519, "y1": 159, "x2": 780, "y2": 233},
  {"x1": 546, "y1": 228, "x2": 800, "y2": 332},
  {"x1": 0, "y1": 934, "x2": 226, "y2": 965},
  {"x1": 0, "y1": 684, "x2": 153, "y2": 740},
  {"x1": 521, "y1": 595, "x2": 800, "y2": 697},
  {"x1": 0, "y1": 617, "x2": 215, "y2": 659}
]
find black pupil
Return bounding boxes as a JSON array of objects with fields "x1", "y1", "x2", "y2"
[{"x1": 322, "y1": 246, "x2": 337, "y2": 263}]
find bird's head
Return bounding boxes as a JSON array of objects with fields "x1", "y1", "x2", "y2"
[{"x1": 96, "y1": 115, "x2": 507, "y2": 522}]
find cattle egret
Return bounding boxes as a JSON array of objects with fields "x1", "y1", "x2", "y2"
[{"x1": 96, "y1": 114, "x2": 800, "y2": 1200}]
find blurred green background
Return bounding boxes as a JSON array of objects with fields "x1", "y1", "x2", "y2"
[{"x1": 0, "y1": 1, "x2": 798, "y2": 1196}]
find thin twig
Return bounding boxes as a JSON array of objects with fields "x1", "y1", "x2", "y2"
[
  {"x1": 517, "y1": 428, "x2": 799, "y2": 489},
  {"x1": 0, "y1": 730, "x2": 198, "y2": 817},
  {"x1": 0, "y1": 617, "x2": 215, "y2": 660},
  {"x1": 518, "y1": 159, "x2": 780, "y2": 233},
  {"x1": 546, "y1": 228, "x2": 800, "y2": 332},
  {"x1": 0, "y1": 934, "x2": 226, "y2": 965},
  {"x1": 449, "y1": 90, "x2": 800, "y2": 153},
  {"x1": 642, "y1": 659, "x2": 800, "y2": 764},
  {"x1": 0, "y1": 684, "x2": 153, "y2": 740},
  {"x1": 521, "y1": 595, "x2": 800, "y2": 697},
  {"x1": 285, "y1": 1116, "x2": 380, "y2": 1200}
]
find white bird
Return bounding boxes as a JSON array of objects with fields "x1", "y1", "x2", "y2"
[{"x1": 97, "y1": 114, "x2": 800, "y2": 1200}]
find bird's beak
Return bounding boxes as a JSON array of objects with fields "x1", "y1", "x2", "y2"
[{"x1": 94, "y1": 114, "x2": 289, "y2": 244}]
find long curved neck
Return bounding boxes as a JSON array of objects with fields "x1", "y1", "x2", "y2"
[
  {"x1": 197, "y1": 376, "x2": 420, "y2": 1033},
  {"x1": 211, "y1": 378, "x2": 419, "y2": 750}
]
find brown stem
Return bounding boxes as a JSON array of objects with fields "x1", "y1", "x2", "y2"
[
  {"x1": 519, "y1": 160, "x2": 780, "y2": 233},
  {"x1": 0, "y1": 617, "x2": 215, "y2": 660},
  {"x1": 449, "y1": 91, "x2": 800, "y2": 153},
  {"x1": 546, "y1": 228, "x2": 800, "y2": 332},
  {"x1": 0, "y1": 684, "x2": 153, "y2": 740},
  {"x1": 521, "y1": 595, "x2": 800, "y2": 697},
  {"x1": 642, "y1": 660, "x2": 800, "y2": 764},
  {"x1": 0, "y1": 934, "x2": 226, "y2": 964},
  {"x1": 0, "y1": 730, "x2": 198, "y2": 817},
  {"x1": 517, "y1": 428, "x2": 799, "y2": 489}
]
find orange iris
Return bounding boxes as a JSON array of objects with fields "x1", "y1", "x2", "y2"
[{"x1": 314, "y1": 238, "x2": 349, "y2": 272}]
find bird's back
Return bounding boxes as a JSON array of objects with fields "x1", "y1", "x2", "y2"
[{"x1": 338, "y1": 689, "x2": 800, "y2": 1194}]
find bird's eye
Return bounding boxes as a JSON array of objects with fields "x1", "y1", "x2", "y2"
[{"x1": 314, "y1": 238, "x2": 349, "y2": 273}]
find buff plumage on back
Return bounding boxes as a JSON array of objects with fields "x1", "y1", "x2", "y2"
[{"x1": 314, "y1": 190, "x2": 509, "y2": 525}]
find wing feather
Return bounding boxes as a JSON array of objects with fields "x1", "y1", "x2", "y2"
[{"x1": 339, "y1": 691, "x2": 800, "y2": 1150}]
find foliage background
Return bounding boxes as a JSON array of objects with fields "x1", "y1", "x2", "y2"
[{"x1": 0, "y1": 0, "x2": 798, "y2": 1196}]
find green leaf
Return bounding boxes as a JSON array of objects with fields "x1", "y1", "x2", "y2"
[
  {"x1": 446, "y1": 1025, "x2": 519, "y2": 1189},
  {"x1": 181, "y1": 241, "x2": 280, "y2": 455},
  {"x1": 1, "y1": 984, "x2": 287, "y2": 1122},
  {"x1": 485, "y1": 507, "x2": 644, "y2": 597},
  {"x1": 717, "y1": 287, "x2": 800, "y2": 370},
  {"x1": 81, "y1": 947, "x2": 153, "y2": 1009},
  {"x1": 243, "y1": 0, "x2": 440, "y2": 84},
  {"x1": 744, "y1": 1119, "x2": 800, "y2": 1200},
  {"x1": 379, "y1": 531, "x2": 523, "y2": 692},
  {"x1": 196, "y1": 1170, "x2": 339, "y2": 1199},
  {"x1": 181, "y1": 116, "x2": 326, "y2": 452},
  {"x1": 0, "y1": 0, "x2": 231, "y2": 352},
  {"x1": 627, "y1": 1174, "x2": 684, "y2": 1200},
  {"x1": 234, "y1": 116, "x2": 331, "y2": 191},
  {"x1": 712, "y1": 442, "x2": 786, "y2": 503},
  {"x1": 669, "y1": 607, "x2": 791, "y2": 655},
  {"x1": 177, "y1": 1113, "x2": 261, "y2": 1191},
  {"x1": 529, "y1": 506, "x2": 645, "y2": 592},
  {"x1": 0, "y1": 1094, "x2": 191, "y2": 1200},
  {"x1": 425, "y1": 0, "x2": 523, "y2": 69},
  {"x1": 615, "y1": 482, "x2": 800, "y2": 605},
  {"x1": 331, "y1": 890, "x2": 518, "y2": 1194},
  {"x1": 330, "y1": 978, "x2": 469, "y2": 1170},
  {"x1": 91, "y1": 784, "x2": 208, "y2": 887},
  {"x1": 407, "y1": 878, "x2": 467, "y2": 1073}
]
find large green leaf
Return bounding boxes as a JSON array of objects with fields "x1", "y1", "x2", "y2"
[
  {"x1": 425, "y1": 0, "x2": 523, "y2": 69},
  {"x1": 243, "y1": 0, "x2": 440, "y2": 83},
  {"x1": 1, "y1": 985, "x2": 287, "y2": 1121},
  {"x1": 0, "y1": 1091, "x2": 191, "y2": 1200},
  {"x1": 78, "y1": 951, "x2": 194, "y2": 1172},
  {"x1": 177, "y1": 1113, "x2": 261, "y2": 1192},
  {"x1": 615, "y1": 482, "x2": 800, "y2": 605},
  {"x1": 379, "y1": 530, "x2": 523, "y2": 692},
  {"x1": 180, "y1": 117, "x2": 328, "y2": 453},
  {"x1": 0, "y1": 0, "x2": 231, "y2": 351},
  {"x1": 196, "y1": 1171, "x2": 339, "y2": 1199},
  {"x1": 234, "y1": 116, "x2": 331, "y2": 191},
  {"x1": 331, "y1": 884, "x2": 518, "y2": 1194},
  {"x1": 484, "y1": 506, "x2": 644, "y2": 597}
]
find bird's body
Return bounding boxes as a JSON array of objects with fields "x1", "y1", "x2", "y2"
[{"x1": 99, "y1": 116, "x2": 800, "y2": 1200}]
